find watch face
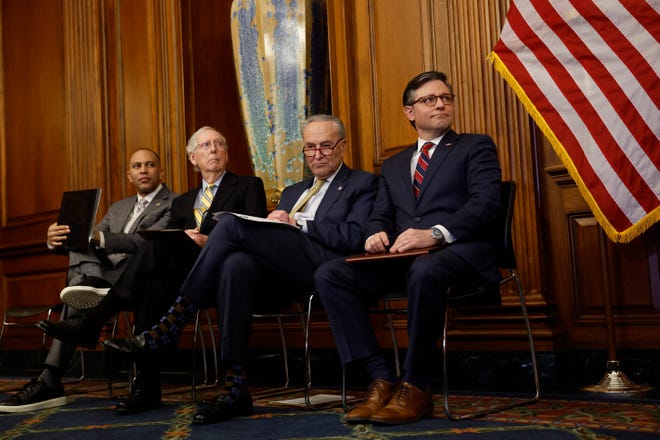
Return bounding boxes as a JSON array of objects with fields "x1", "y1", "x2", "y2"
[{"x1": 432, "y1": 228, "x2": 443, "y2": 239}]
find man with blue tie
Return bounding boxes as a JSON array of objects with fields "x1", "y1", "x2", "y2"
[
  {"x1": 315, "y1": 71, "x2": 503, "y2": 425},
  {"x1": 103, "y1": 114, "x2": 379, "y2": 425}
]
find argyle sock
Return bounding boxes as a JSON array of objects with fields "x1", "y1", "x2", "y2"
[
  {"x1": 222, "y1": 361, "x2": 246, "y2": 403},
  {"x1": 142, "y1": 294, "x2": 197, "y2": 351},
  {"x1": 360, "y1": 353, "x2": 398, "y2": 383}
]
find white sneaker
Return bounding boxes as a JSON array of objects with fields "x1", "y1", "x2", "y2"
[{"x1": 60, "y1": 286, "x2": 109, "y2": 310}]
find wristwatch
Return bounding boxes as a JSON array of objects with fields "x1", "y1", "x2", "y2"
[
  {"x1": 295, "y1": 218, "x2": 305, "y2": 229},
  {"x1": 431, "y1": 226, "x2": 446, "y2": 245}
]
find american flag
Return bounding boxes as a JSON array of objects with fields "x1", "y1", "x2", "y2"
[{"x1": 489, "y1": 0, "x2": 659, "y2": 243}]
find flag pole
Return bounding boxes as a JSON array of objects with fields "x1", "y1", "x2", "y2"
[{"x1": 582, "y1": 230, "x2": 652, "y2": 394}]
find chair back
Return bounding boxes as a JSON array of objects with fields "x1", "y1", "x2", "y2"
[{"x1": 496, "y1": 181, "x2": 517, "y2": 271}]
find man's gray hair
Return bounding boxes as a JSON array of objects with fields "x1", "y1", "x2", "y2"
[
  {"x1": 186, "y1": 126, "x2": 227, "y2": 154},
  {"x1": 302, "y1": 115, "x2": 346, "y2": 139}
]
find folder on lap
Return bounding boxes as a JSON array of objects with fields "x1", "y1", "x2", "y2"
[
  {"x1": 56, "y1": 188, "x2": 102, "y2": 253},
  {"x1": 345, "y1": 245, "x2": 441, "y2": 263}
]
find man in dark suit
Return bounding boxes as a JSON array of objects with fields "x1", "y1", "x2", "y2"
[
  {"x1": 0, "y1": 148, "x2": 175, "y2": 413},
  {"x1": 37, "y1": 126, "x2": 268, "y2": 414},
  {"x1": 103, "y1": 114, "x2": 379, "y2": 425},
  {"x1": 315, "y1": 71, "x2": 502, "y2": 425}
]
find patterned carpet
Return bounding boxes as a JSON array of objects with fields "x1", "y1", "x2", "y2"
[{"x1": 0, "y1": 378, "x2": 658, "y2": 439}]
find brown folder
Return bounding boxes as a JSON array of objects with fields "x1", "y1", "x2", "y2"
[{"x1": 345, "y1": 245, "x2": 441, "y2": 263}]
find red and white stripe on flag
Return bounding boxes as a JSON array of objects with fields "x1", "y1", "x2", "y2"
[{"x1": 489, "y1": 0, "x2": 659, "y2": 243}]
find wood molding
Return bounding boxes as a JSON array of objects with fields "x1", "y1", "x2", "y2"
[{"x1": 63, "y1": 0, "x2": 107, "y2": 193}]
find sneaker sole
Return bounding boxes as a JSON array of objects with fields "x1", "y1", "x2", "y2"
[
  {"x1": 0, "y1": 396, "x2": 68, "y2": 413},
  {"x1": 60, "y1": 286, "x2": 109, "y2": 310}
]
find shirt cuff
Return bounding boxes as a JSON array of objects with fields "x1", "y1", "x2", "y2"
[{"x1": 434, "y1": 224, "x2": 455, "y2": 243}]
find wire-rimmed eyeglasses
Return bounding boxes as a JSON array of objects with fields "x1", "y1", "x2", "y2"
[{"x1": 196, "y1": 139, "x2": 226, "y2": 150}]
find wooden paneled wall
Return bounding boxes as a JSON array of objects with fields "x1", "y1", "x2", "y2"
[
  {"x1": 328, "y1": 0, "x2": 554, "y2": 349},
  {"x1": 327, "y1": 0, "x2": 660, "y2": 351},
  {"x1": 1, "y1": 0, "x2": 658, "y2": 354}
]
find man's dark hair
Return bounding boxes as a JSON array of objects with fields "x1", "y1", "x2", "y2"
[{"x1": 402, "y1": 71, "x2": 453, "y2": 106}]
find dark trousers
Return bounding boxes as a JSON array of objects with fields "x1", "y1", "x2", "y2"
[
  {"x1": 180, "y1": 214, "x2": 338, "y2": 362},
  {"x1": 315, "y1": 248, "x2": 484, "y2": 383}
]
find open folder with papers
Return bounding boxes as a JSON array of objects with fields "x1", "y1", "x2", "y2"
[
  {"x1": 213, "y1": 211, "x2": 296, "y2": 227},
  {"x1": 56, "y1": 188, "x2": 102, "y2": 253}
]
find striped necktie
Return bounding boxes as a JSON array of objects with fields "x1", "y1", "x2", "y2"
[
  {"x1": 123, "y1": 198, "x2": 149, "y2": 233},
  {"x1": 194, "y1": 184, "x2": 215, "y2": 227},
  {"x1": 289, "y1": 179, "x2": 326, "y2": 217},
  {"x1": 413, "y1": 142, "x2": 434, "y2": 198}
]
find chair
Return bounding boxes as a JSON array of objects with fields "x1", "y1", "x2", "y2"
[
  {"x1": 0, "y1": 304, "x2": 61, "y2": 355},
  {"x1": 341, "y1": 180, "x2": 540, "y2": 419},
  {"x1": 0, "y1": 303, "x2": 86, "y2": 383},
  {"x1": 251, "y1": 292, "x2": 315, "y2": 407},
  {"x1": 192, "y1": 292, "x2": 316, "y2": 408},
  {"x1": 191, "y1": 308, "x2": 220, "y2": 401}
]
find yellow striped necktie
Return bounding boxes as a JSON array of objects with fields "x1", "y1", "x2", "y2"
[
  {"x1": 194, "y1": 184, "x2": 215, "y2": 227},
  {"x1": 289, "y1": 179, "x2": 326, "y2": 217}
]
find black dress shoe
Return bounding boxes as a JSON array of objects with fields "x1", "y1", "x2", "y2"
[
  {"x1": 102, "y1": 334, "x2": 147, "y2": 354},
  {"x1": 115, "y1": 380, "x2": 161, "y2": 415},
  {"x1": 36, "y1": 315, "x2": 99, "y2": 349},
  {"x1": 193, "y1": 387, "x2": 253, "y2": 425}
]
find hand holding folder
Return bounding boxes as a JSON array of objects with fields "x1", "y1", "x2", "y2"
[{"x1": 55, "y1": 188, "x2": 102, "y2": 253}]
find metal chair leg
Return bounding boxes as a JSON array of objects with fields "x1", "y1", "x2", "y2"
[
  {"x1": 192, "y1": 309, "x2": 219, "y2": 401},
  {"x1": 442, "y1": 271, "x2": 540, "y2": 420}
]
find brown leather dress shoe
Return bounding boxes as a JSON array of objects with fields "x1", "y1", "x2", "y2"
[
  {"x1": 345, "y1": 379, "x2": 396, "y2": 424},
  {"x1": 370, "y1": 382, "x2": 434, "y2": 425}
]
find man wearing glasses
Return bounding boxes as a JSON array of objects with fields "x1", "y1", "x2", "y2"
[
  {"x1": 37, "y1": 126, "x2": 268, "y2": 415},
  {"x1": 102, "y1": 114, "x2": 379, "y2": 425},
  {"x1": 315, "y1": 71, "x2": 502, "y2": 425}
]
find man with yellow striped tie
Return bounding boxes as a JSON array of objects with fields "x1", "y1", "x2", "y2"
[{"x1": 39, "y1": 126, "x2": 267, "y2": 415}]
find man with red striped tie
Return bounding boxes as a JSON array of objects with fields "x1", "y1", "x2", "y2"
[{"x1": 315, "y1": 71, "x2": 503, "y2": 425}]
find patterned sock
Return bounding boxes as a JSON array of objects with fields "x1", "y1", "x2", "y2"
[
  {"x1": 223, "y1": 361, "x2": 246, "y2": 403},
  {"x1": 142, "y1": 294, "x2": 197, "y2": 351}
]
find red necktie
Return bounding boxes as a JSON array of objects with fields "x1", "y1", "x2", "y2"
[{"x1": 413, "y1": 142, "x2": 434, "y2": 198}]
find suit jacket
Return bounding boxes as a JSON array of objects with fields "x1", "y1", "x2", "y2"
[
  {"x1": 110, "y1": 172, "x2": 267, "y2": 328},
  {"x1": 94, "y1": 184, "x2": 175, "y2": 255},
  {"x1": 368, "y1": 130, "x2": 502, "y2": 283},
  {"x1": 167, "y1": 171, "x2": 267, "y2": 233},
  {"x1": 278, "y1": 163, "x2": 378, "y2": 255}
]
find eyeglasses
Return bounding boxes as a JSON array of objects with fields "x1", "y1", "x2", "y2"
[
  {"x1": 302, "y1": 138, "x2": 344, "y2": 157},
  {"x1": 412, "y1": 94, "x2": 455, "y2": 107},
  {"x1": 196, "y1": 139, "x2": 226, "y2": 150}
]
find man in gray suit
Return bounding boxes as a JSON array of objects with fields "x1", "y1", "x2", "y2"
[{"x1": 0, "y1": 148, "x2": 175, "y2": 413}]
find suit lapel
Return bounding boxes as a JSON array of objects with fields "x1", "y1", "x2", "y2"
[
  {"x1": 200, "y1": 172, "x2": 236, "y2": 230},
  {"x1": 116, "y1": 199, "x2": 136, "y2": 232},
  {"x1": 399, "y1": 145, "x2": 417, "y2": 204},
  {"x1": 416, "y1": 130, "x2": 459, "y2": 201},
  {"x1": 315, "y1": 165, "x2": 349, "y2": 220},
  {"x1": 127, "y1": 185, "x2": 170, "y2": 232}
]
